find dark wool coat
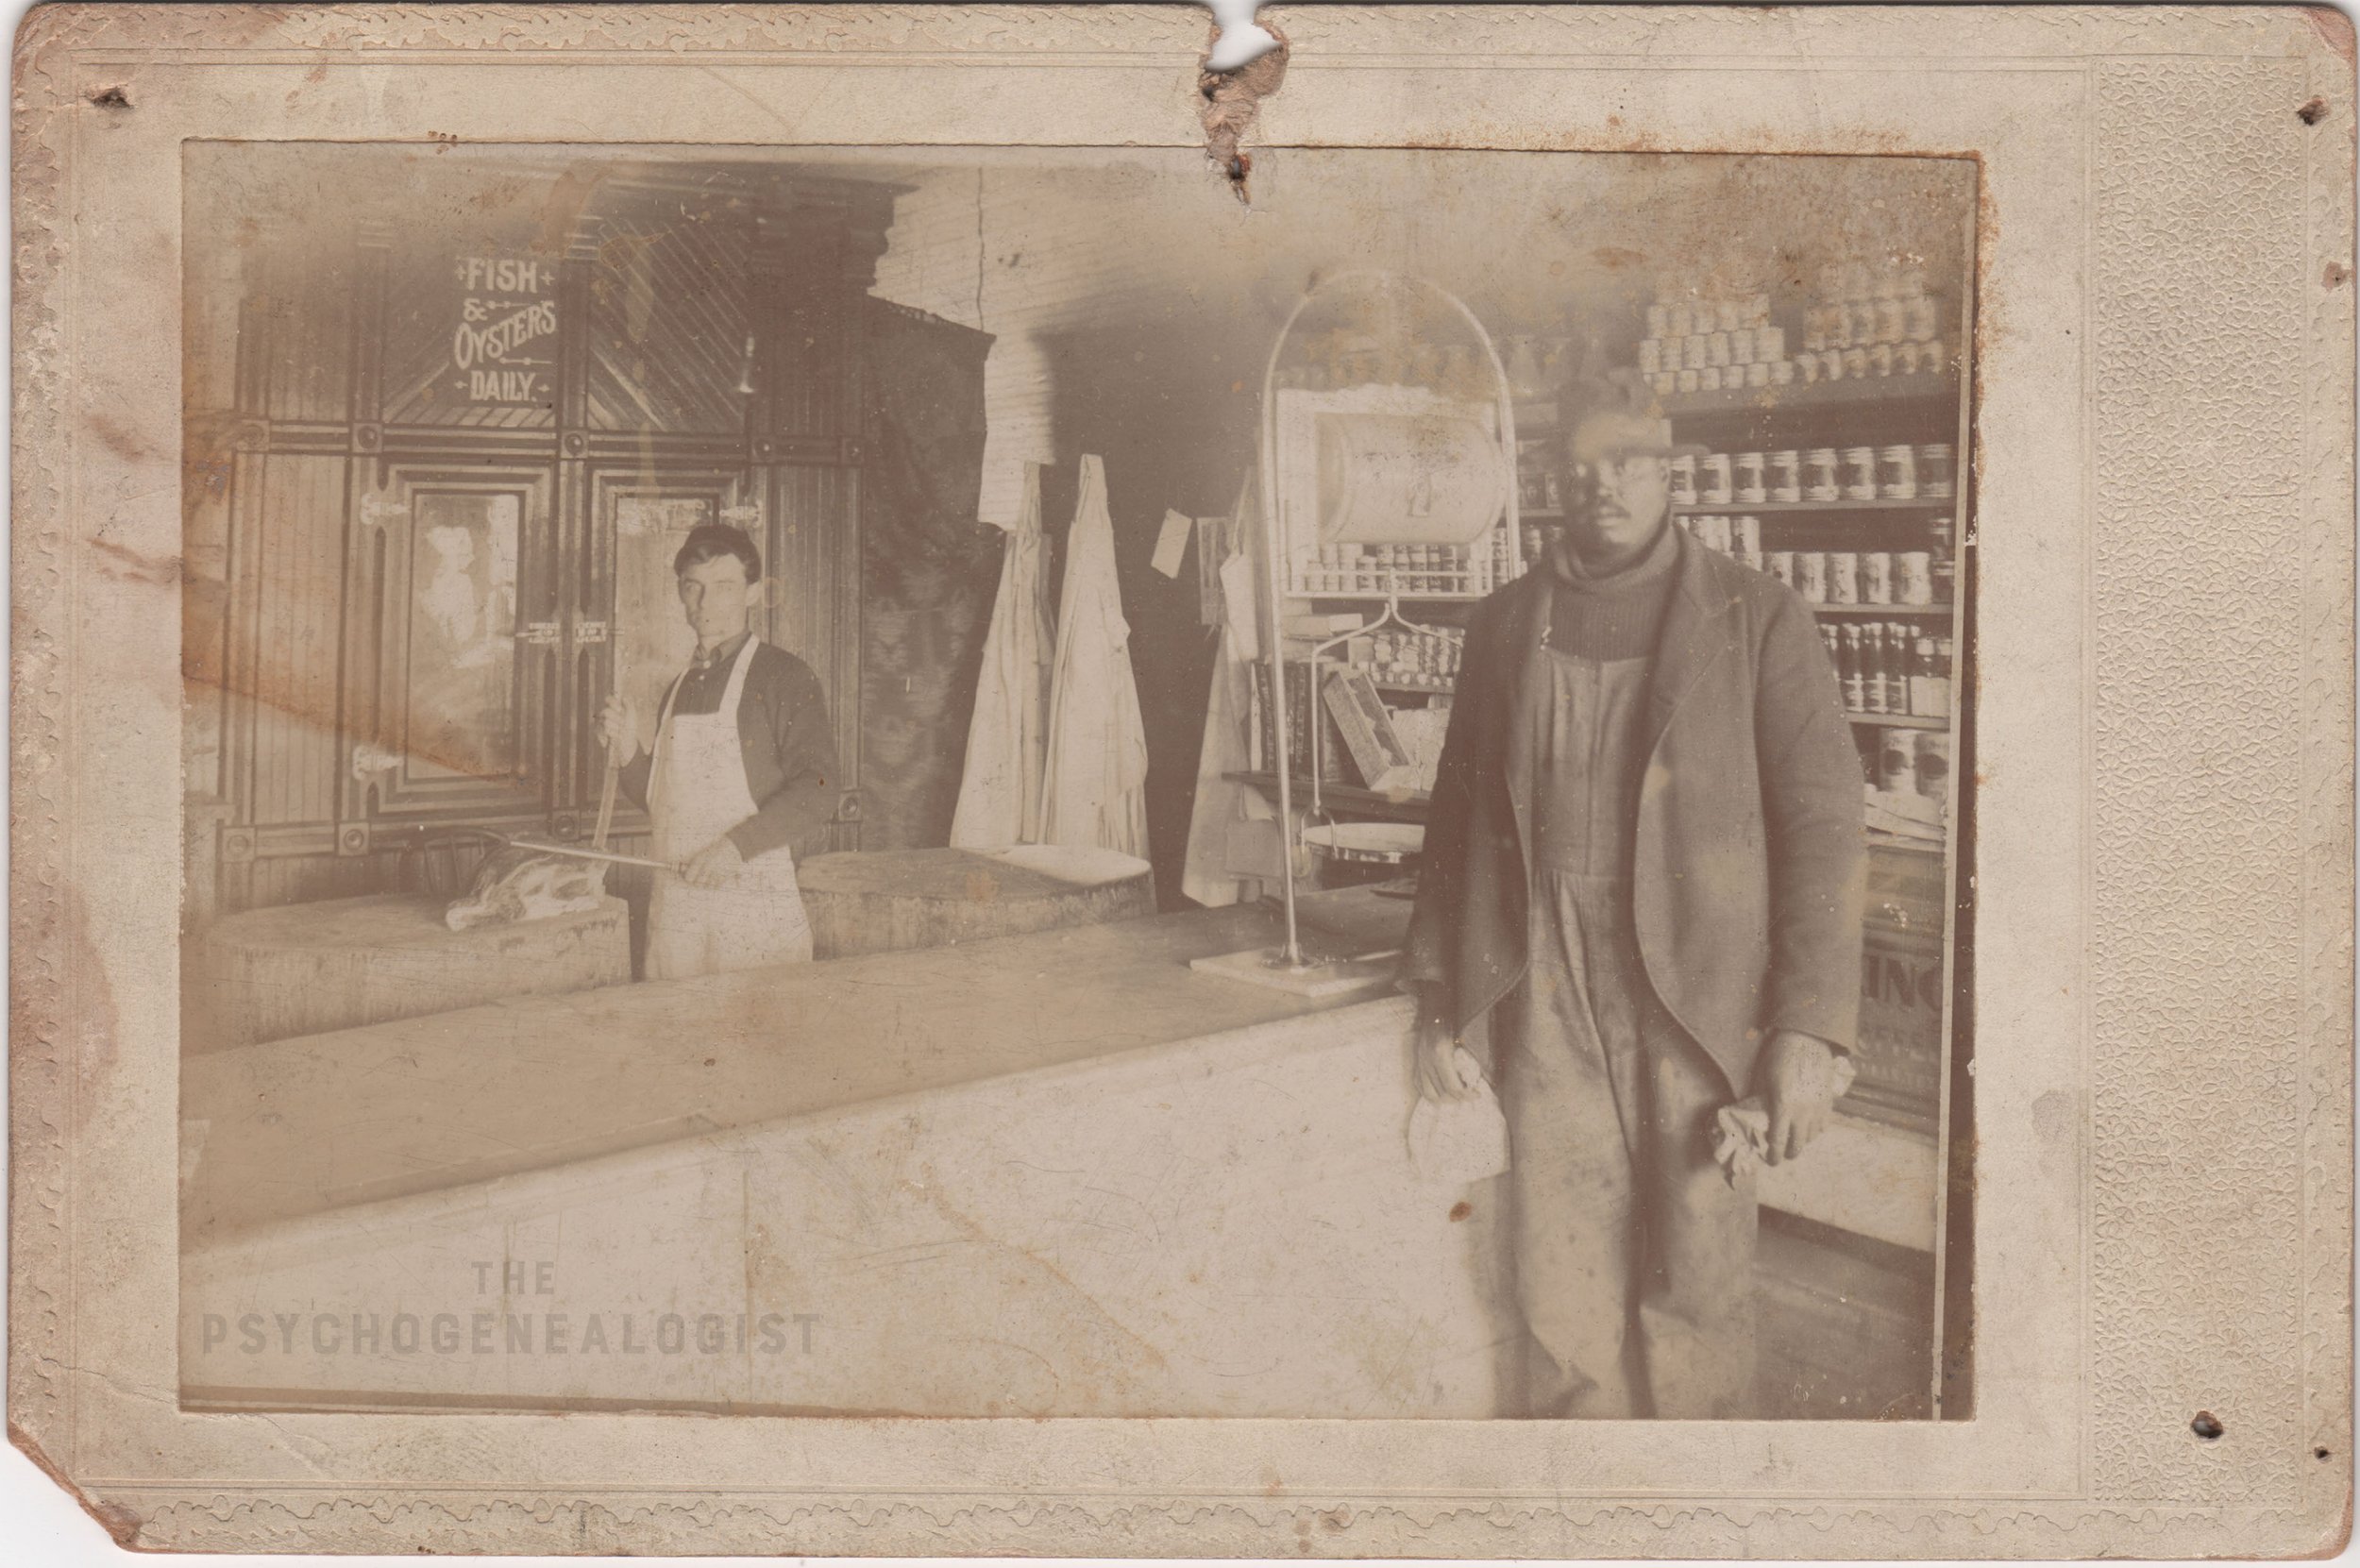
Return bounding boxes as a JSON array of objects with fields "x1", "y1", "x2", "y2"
[{"x1": 1403, "y1": 530, "x2": 1868, "y2": 1095}]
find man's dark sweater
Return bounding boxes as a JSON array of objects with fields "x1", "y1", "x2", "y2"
[
  {"x1": 616, "y1": 632, "x2": 840, "y2": 863},
  {"x1": 1545, "y1": 516, "x2": 1683, "y2": 660}
]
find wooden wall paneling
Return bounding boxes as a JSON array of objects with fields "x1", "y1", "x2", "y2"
[
  {"x1": 249, "y1": 454, "x2": 352, "y2": 829},
  {"x1": 582, "y1": 186, "x2": 752, "y2": 436},
  {"x1": 767, "y1": 462, "x2": 862, "y2": 849},
  {"x1": 261, "y1": 241, "x2": 357, "y2": 427}
]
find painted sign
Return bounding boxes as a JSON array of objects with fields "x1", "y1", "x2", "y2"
[{"x1": 451, "y1": 257, "x2": 557, "y2": 406}]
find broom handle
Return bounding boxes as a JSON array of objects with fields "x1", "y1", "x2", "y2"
[{"x1": 592, "y1": 667, "x2": 623, "y2": 851}]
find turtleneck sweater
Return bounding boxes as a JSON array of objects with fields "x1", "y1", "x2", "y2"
[{"x1": 1545, "y1": 518, "x2": 1682, "y2": 662}]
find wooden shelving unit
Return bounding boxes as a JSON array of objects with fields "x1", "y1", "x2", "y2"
[{"x1": 1673, "y1": 498, "x2": 1954, "y2": 516}]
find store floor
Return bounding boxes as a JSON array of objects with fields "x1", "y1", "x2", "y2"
[{"x1": 1758, "y1": 1211, "x2": 1938, "y2": 1420}]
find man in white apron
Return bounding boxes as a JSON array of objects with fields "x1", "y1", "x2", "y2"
[{"x1": 599, "y1": 524, "x2": 837, "y2": 979}]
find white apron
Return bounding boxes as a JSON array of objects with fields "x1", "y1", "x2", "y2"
[{"x1": 644, "y1": 634, "x2": 814, "y2": 979}]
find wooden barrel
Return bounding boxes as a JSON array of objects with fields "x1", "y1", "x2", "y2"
[
  {"x1": 192, "y1": 894, "x2": 632, "y2": 1054},
  {"x1": 797, "y1": 846, "x2": 1155, "y2": 960}
]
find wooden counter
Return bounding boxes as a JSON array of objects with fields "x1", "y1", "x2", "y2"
[{"x1": 180, "y1": 889, "x2": 1519, "y2": 1418}]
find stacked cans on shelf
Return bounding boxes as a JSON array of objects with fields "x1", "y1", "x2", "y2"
[
  {"x1": 1292, "y1": 541, "x2": 1488, "y2": 596},
  {"x1": 1364, "y1": 628, "x2": 1464, "y2": 692},
  {"x1": 1637, "y1": 263, "x2": 1953, "y2": 398},
  {"x1": 1673, "y1": 445, "x2": 1955, "y2": 506}
]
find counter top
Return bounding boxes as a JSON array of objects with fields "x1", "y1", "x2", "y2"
[{"x1": 183, "y1": 887, "x2": 1413, "y2": 1246}]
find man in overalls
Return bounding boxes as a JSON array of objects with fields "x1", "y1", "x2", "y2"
[
  {"x1": 1404, "y1": 405, "x2": 1866, "y2": 1418},
  {"x1": 598, "y1": 523, "x2": 838, "y2": 980}
]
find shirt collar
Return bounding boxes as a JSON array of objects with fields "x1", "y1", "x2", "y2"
[{"x1": 688, "y1": 630, "x2": 751, "y2": 675}]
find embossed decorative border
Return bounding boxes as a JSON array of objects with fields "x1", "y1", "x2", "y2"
[{"x1": 10, "y1": 4, "x2": 2352, "y2": 1556}]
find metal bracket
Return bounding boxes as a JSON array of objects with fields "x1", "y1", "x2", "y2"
[
  {"x1": 573, "y1": 619, "x2": 610, "y2": 645},
  {"x1": 359, "y1": 492, "x2": 409, "y2": 530}
]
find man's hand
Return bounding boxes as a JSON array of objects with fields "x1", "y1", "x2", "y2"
[
  {"x1": 1759, "y1": 1029, "x2": 1843, "y2": 1165},
  {"x1": 598, "y1": 694, "x2": 641, "y2": 764},
  {"x1": 1413, "y1": 1006, "x2": 1481, "y2": 1103},
  {"x1": 683, "y1": 836, "x2": 745, "y2": 889}
]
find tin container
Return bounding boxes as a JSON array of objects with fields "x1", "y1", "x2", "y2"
[
  {"x1": 1768, "y1": 450, "x2": 1803, "y2": 502},
  {"x1": 1703, "y1": 514, "x2": 1734, "y2": 552},
  {"x1": 1700, "y1": 453, "x2": 1734, "y2": 504},
  {"x1": 1913, "y1": 732, "x2": 1950, "y2": 804},
  {"x1": 1796, "y1": 551, "x2": 1829, "y2": 603},
  {"x1": 1868, "y1": 342, "x2": 1896, "y2": 377},
  {"x1": 1707, "y1": 330, "x2": 1732, "y2": 368},
  {"x1": 1646, "y1": 303, "x2": 1671, "y2": 339},
  {"x1": 1821, "y1": 348, "x2": 1847, "y2": 381},
  {"x1": 1771, "y1": 358, "x2": 1795, "y2": 385},
  {"x1": 1700, "y1": 366, "x2": 1724, "y2": 393},
  {"x1": 1918, "y1": 443, "x2": 1956, "y2": 498},
  {"x1": 1905, "y1": 294, "x2": 1940, "y2": 342},
  {"x1": 1683, "y1": 334, "x2": 1711, "y2": 371},
  {"x1": 1669, "y1": 454, "x2": 1698, "y2": 505},
  {"x1": 1841, "y1": 447, "x2": 1879, "y2": 500},
  {"x1": 1842, "y1": 346, "x2": 1871, "y2": 379},
  {"x1": 1875, "y1": 295, "x2": 1907, "y2": 343},
  {"x1": 1880, "y1": 727, "x2": 1916, "y2": 792},
  {"x1": 1734, "y1": 452, "x2": 1767, "y2": 503},
  {"x1": 1638, "y1": 338, "x2": 1662, "y2": 375},
  {"x1": 1745, "y1": 361, "x2": 1771, "y2": 387},
  {"x1": 1804, "y1": 447, "x2": 1842, "y2": 501},
  {"x1": 1733, "y1": 514, "x2": 1762, "y2": 555},
  {"x1": 1715, "y1": 298, "x2": 1745, "y2": 333},
  {"x1": 1651, "y1": 371, "x2": 1677, "y2": 396},
  {"x1": 1863, "y1": 551, "x2": 1894, "y2": 604},
  {"x1": 1878, "y1": 444, "x2": 1919, "y2": 499},
  {"x1": 1666, "y1": 301, "x2": 1694, "y2": 339},
  {"x1": 1829, "y1": 550, "x2": 1861, "y2": 605},
  {"x1": 1796, "y1": 353, "x2": 1823, "y2": 384},
  {"x1": 1677, "y1": 368, "x2": 1700, "y2": 393},
  {"x1": 1897, "y1": 550, "x2": 1935, "y2": 605},
  {"x1": 1757, "y1": 325, "x2": 1786, "y2": 362},
  {"x1": 1766, "y1": 549, "x2": 1795, "y2": 587}
]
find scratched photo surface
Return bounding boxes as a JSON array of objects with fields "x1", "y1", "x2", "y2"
[{"x1": 177, "y1": 141, "x2": 1977, "y2": 1422}]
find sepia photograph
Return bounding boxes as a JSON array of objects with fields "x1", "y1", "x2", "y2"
[{"x1": 177, "y1": 142, "x2": 1977, "y2": 1424}]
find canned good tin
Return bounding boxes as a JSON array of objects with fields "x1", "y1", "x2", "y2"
[
  {"x1": 1771, "y1": 358, "x2": 1795, "y2": 385},
  {"x1": 1700, "y1": 453, "x2": 1734, "y2": 504},
  {"x1": 1821, "y1": 348, "x2": 1847, "y2": 381},
  {"x1": 1868, "y1": 342, "x2": 1895, "y2": 377},
  {"x1": 1918, "y1": 443, "x2": 1956, "y2": 498},
  {"x1": 1896, "y1": 340, "x2": 1923, "y2": 375},
  {"x1": 1842, "y1": 346, "x2": 1870, "y2": 379},
  {"x1": 1715, "y1": 298, "x2": 1745, "y2": 333},
  {"x1": 1841, "y1": 447, "x2": 1879, "y2": 500},
  {"x1": 1700, "y1": 514, "x2": 1732, "y2": 552},
  {"x1": 1878, "y1": 444, "x2": 1919, "y2": 499},
  {"x1": 1848, "y1": 300, "x2": 1881, "y2": 346},
  {"x1": 1804, "y1": 448, "x2": 1842, "y2": 501},
  {"x1": 1768, "y1": 450, "x2": 1802, "y2": 502},
  {"x1": 1638, "y1": 338, "x2": 1662, "y2": 375},
  {"x1": 1683, "y1": 334, "x2": 1711, "y2": 371},
  {"x1": 1913, "y1": 732, "x2": 1950, "y2": 804},
  {"x1": 1863, "y1": 551, "x2": 1894, "y2": 604},
  {"x1": 1766, "y1": 549, "x2": 1795, "y2": 587},
  {"x1": 1669, "y1": 453, "x2": 1698, "y2": 505},
  {"x1": 1646, "y1": 303, "x2": 1671, "y2": 339},
  {"x1": 1745, "y1": 361, "x2": 1770, "y2": 387},
  {"x1": 1707, "y1": 330, "x2": 1732, "y2": 368},
  {"x1": 1829, "y1": 550, "x2": 1860, "y2": 605},
  {"x1": 1796, "y1": 551, "x2": 1829, "y2": 603},
  {"x1": 1734, "y1": 452, "x2": 1767, "y2": 503},
  {"x1": 1875, "y1": 295, "x2": 1907, "y2": 343},
  {"x1": 1905, "y1": 294, "x2": 1940, "y2": 342},
  {"x1": 1651, "y1": 371, "x2": 1677, "y2": 396},
  {"x1": 1666, "y1": 301, "x2": 1694, "y2": 339},
  {"x1": 1921, "y1": 337, "x2": 1947, "y2": 374},
  {"x1": 1700, "y1": 366, "x2": 1724, "y2": 393},
  {"x1": 1733, "y1": 514, "x2": 1762, "y2": 555},
  {"x1": 1757, "y1": 325, "x2": 1786, "y2": 362},
  {"x1": 1897, "y1": 550, "x2": 1935, "y2": 605},
  {"x1": 1796, "y1": 353, "x2": 1823, "y2": 384},
  {"x1": 1880, "y1": 727, "x2": 1916, "y2": 792},
  {"x1": 1726, "y1": 327, "x2": 1754, "y2": 364}
]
